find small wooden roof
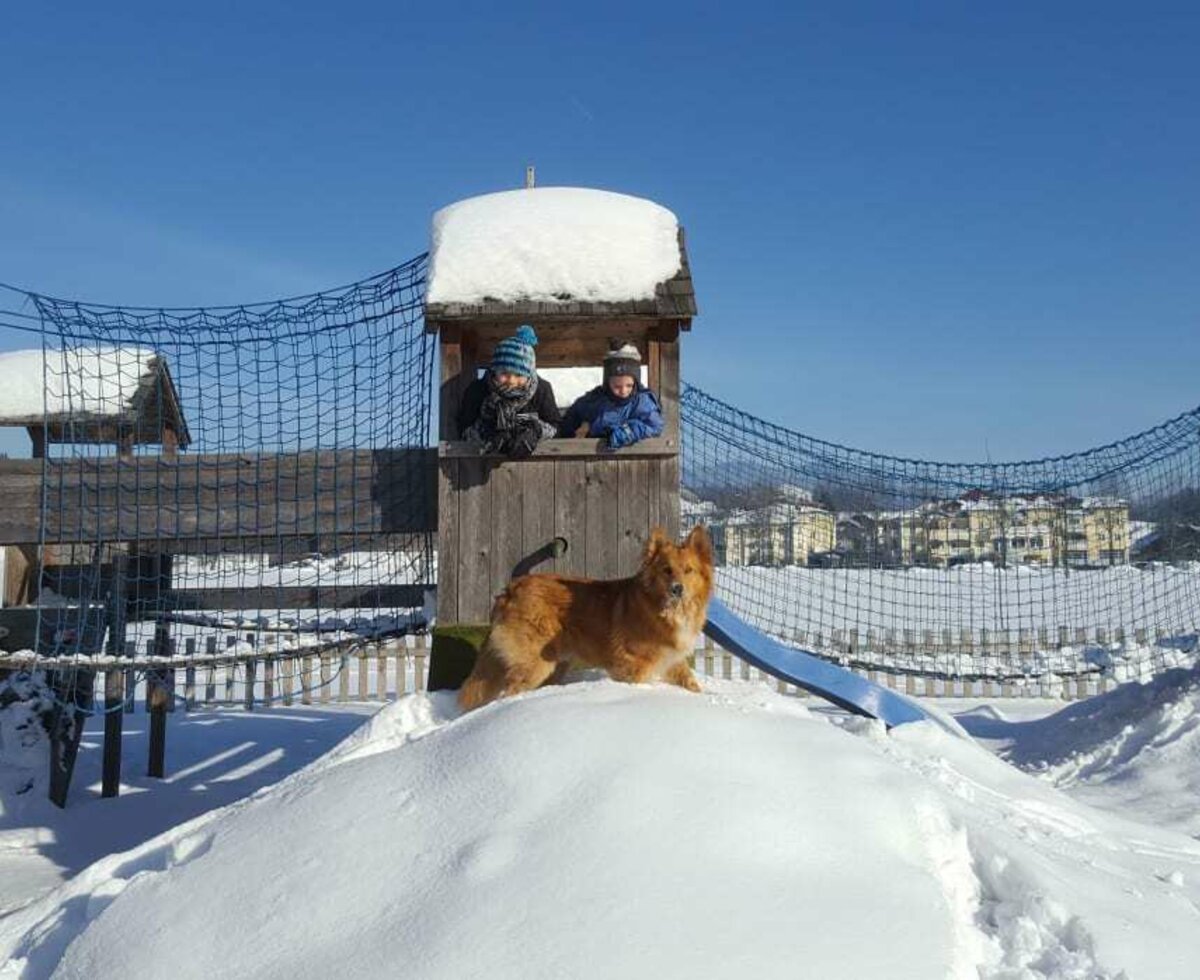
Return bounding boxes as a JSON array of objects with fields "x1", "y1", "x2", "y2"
[
  {"x1": 424, "y1": 187, "x2": 697, "y2": 330},
  {"x1": 426, "y1": 229, "x2": 696, "y2": 326},
  {"x1": 0, "y1": 348, "x2": 191, "y2": 449}
]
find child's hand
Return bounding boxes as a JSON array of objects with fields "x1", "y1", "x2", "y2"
[{"x1": 607, "y1": 425, "x2": 634, "y2": 450}]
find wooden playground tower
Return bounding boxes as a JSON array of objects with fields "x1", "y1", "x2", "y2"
[{"x1": 425, "y1": 191, "x2": 698, "y2": 636}]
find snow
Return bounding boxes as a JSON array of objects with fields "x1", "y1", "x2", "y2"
[
  {"x1": 718, "y1": 563, "x2": 1200, "y2": 680},
  {"x1": 0, "y1": 348, "x2": 160, "y2": 421},
  {"x1": 975, "y1": 663, "x2": 1200, "y2": 838},
  {"x1": 3, "y1": 677, "x2": 1200, "y2": 979},
  {"x1": 426, "y1": 188, "x2": 681, "y2": 305}
]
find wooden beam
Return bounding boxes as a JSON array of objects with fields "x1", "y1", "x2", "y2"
[
  {"x1": 439, "y1": 437, "x2": 677, "y2": 460},
  {"x1": 164, "y1": 584, "x2": 427, "y2": 611},
  {"x1": 0, "y1": 448, "x2": 438, "y2": 546}
]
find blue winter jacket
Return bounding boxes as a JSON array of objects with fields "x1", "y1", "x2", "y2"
[{"x1": 559, "y1": 384, "x2": 665, "y2": 443}]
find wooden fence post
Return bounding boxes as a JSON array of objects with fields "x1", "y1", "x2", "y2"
[
  {"x1": 102, "y1": 553, "x2": 129, "y2": 799},
  {"x1": 147, "y1": 619, "x2": 171, "y2": 778}
]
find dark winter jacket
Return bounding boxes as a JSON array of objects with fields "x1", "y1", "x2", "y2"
[
  {"x1": 456, "y1": 374, "x2": 562, "y2": 439},
  {"x1": 559, "y1": 383, "x2": 664, "y2": 445}
]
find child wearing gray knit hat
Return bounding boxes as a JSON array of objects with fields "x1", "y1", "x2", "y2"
[{"x1": 560, "y1": 341, "x2": 664, "y2": 449}]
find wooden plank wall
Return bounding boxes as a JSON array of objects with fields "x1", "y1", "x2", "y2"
[{"x1": 438, "y1": 454, "x2": 681, "y2": 624}]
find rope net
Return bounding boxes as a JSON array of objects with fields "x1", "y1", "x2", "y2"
[
  {"x1": 0, "y1": 257, "x2": 434, "y2": 709},
  {"x1": 681, "y1": 383, "x2": 1200, "y2": 686}
]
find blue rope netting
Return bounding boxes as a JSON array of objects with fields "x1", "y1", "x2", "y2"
[
  {"x1": 681, "y1": 383, "x2": 1200, "y2": 685},
  {"x1": 2, "y1": 264, "x2": 1199, "y2": 705},
  {"x1": 0, "y1": 257, "x2": 434, "y2": 711}
]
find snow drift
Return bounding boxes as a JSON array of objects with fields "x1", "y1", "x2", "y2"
[{"x1": 2, "y1": 681, "x2": 1199, "y2": 979}]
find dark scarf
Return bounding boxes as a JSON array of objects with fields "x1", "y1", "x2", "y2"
[{"x1": 479, "y1": 370, "x2": 539, "y2": 435}]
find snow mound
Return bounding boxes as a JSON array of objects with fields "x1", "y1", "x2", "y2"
[
  {"x1": 1002, "y1": 664, "x2": 1200, "y2": 836},
  {"x1": 426, "y1": 187, "x2": 681, "y2": 305},
  {"x1": 3, "y1": 681, "x2": 1199, "y2": 979}
]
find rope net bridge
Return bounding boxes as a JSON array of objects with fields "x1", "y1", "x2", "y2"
[
  {"x1": 0, "y1": 257, "x2": 436, "y2": 758},
  {"x1": 681, "y1": 384, "x2": 1200, "y2": 690}
]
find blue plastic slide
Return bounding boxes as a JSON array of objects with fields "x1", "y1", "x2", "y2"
[{"x1": 703, "y1": 598, "x2": 939, "y2": 729}]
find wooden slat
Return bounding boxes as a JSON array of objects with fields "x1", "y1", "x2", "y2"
[
  {"x1": 616, "y1": 460, "x2": 650, "y2": 577},
  {"x1": 657, "y1": 339, "x2": 680, "y2": 445},
  {"x1": 300, "y1": 655, "x2": 313, "y2": 705},
  {"x1": 585, "y1": 460, "x2": 620, "y2": 579},
  {"x1": 204, "y1": 637, "x2": 218, "y2": 706},
  {"x1": 437, "y1": 458, "x2": 460, "y2": 625},
  {"x1": 394, "y1": 641, "x2": 407, "y2": 697},
  {"x1": 414, "y1": 634, "x2": 427, "y2": 692},
  {"x1": 490, "y1": 463, "x2": 524, "y2": 598},
  {"x1": 184, "y1": 638, "x2": 197, "y2": 711},
  {"x1": 661, "y1": 455, "x2": 680, "y2": 540},
  {"x1": 166, "y1": 584, "x2": 426, "y2": 611},
  {"x1": 554, "y1": 460, "x2": 587, "y2": 577},
  {"x1": 439, "y1": 438, "x2": 677, "y2": 459},
  {"x1": 457, "y1": 458, "x2": 494, "y2": 622},
  {"x1": 521, "y1": 460, "x2": 557, "y2": 575},
  {"x1": 319, "y1": 655, "x2": 332, "y2": 704}
]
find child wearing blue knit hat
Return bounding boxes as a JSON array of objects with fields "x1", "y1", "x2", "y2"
[{"x1": 456, "y1": 325, "x2": 562, "y2": 457}]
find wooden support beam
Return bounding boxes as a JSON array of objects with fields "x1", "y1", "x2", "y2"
[
  {"x1": 101, "y1": 553, "x2": 129, "y2": 798},
  {"x1": 47, "y1": 670, "x2": 94, "y2": 808},
  {"x1": 0, "y1": 448, "x2": 438, "y2": 546}
]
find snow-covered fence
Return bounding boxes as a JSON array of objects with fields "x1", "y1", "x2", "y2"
[{"x1": 4, "y1": 627, "x2": 1143, "y2": 716}]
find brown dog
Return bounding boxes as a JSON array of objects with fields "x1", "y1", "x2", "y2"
[{"x1": 458, "y1": 525, "x2": 715, "y2": 711}]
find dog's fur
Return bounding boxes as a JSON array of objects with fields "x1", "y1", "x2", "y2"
[{"x1": 458, "y1": 525, "x2": 715, "y2": 711}]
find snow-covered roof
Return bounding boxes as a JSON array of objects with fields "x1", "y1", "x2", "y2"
[
  {"x1": 0, "y1": 347, "x2": 160, "y2": 421},
  {"x1": 0, "y1": 347, "x2": 190, "y2": 446},
  {"x1": 425, "y1": 187, "x2": 689, "y2": 311}
]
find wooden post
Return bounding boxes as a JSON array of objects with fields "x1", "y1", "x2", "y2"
[
  {"x1": 378, "y1": 643, "x2": 390, "y2": 699},
  {"x1": 244, "y1": 633, "x2": 257, "y2": 711},
  {"x1": 224, "y1": 635, "x2": 237, "y2": 706},
  {"x1": 47, "y1": 669, "x2": 94, "y2": 808},
  {"x1": 147, "y1": 620, "x2": 171, "y2": 778},
  {"x1": 300, "y1": 654, "x2": 313, "y2": 705},
  {"x1": 358, "y1": 646, "x2": 371, "y2": 701},
  {"x1": 184, "y1": 637, "x2": 197, "y2": 711},
  {"x1": 102, "y1": 553, "x2": 129, "y2": 798},
  {"x1": 204, "y1": 636, "x2": 217, "y2": 706},
  {"x1": 414, "y1": 634, "x2": 428, "y2": 692}
]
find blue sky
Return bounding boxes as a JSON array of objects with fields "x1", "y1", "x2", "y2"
[{"x1": 1, "y1": 1, "x2": 1197, "y2": 461}]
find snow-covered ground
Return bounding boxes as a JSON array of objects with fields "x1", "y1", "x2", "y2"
[
  {"x1": 3, "y1": 668, "x2": 1200, "y2": 978},
  {"x1": 722, "y1": 563, "x2": 1200, "y2": 680}
]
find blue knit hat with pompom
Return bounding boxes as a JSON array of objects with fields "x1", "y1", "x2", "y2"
[{"x1": 491, "y1": 324, "x2": 538, "y2": 378}]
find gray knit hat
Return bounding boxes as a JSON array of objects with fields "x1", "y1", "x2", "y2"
[{"x1": 603, "y1": 342, "x2": 641, "y2": 383}]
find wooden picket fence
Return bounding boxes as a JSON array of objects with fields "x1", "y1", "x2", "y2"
[{"x1": 2, "y1": 630, "x2": 1112, "y2": 716}]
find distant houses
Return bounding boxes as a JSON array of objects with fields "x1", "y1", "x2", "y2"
[{"x1": 686, "y1": 487, "x2": 1134, "y2": 569}]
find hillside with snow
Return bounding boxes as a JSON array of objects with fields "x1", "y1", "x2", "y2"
[{"x1": 3, "y1": 677, "x2": 1199, "y2": 979}]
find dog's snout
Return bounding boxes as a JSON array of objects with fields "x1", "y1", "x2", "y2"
[{"x1": 669, "y1": 582, "x2": 684, "y2": 598}]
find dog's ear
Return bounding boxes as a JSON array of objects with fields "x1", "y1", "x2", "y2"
[
  {"x1": 685, "y1": 524, "x2": 714, "y2": 563},
  {"x1": 644, "y1": 526, "x2": 669, "y2": 561}
]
